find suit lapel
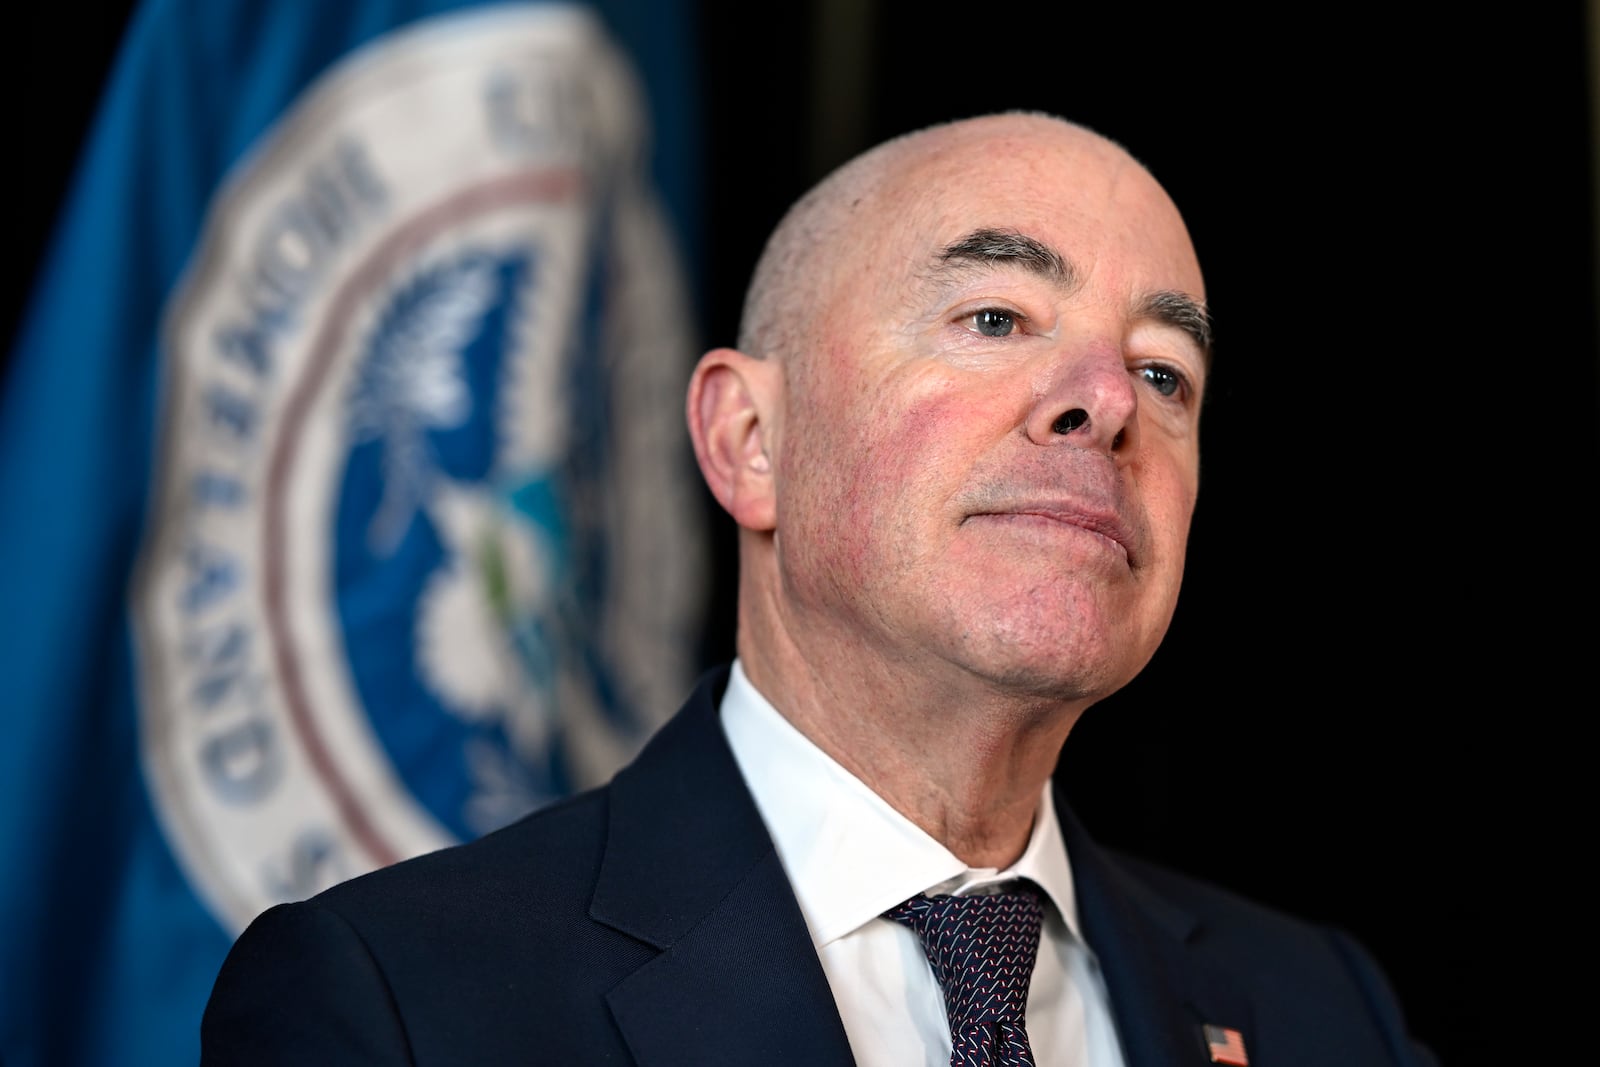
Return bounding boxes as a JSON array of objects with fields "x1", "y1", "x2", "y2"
[
  {"x1": 592, "y1": 668, "x2": 856, "y2": 1067},
  {"x1": 1057, "y1": 793, "x2": 1256, "y2": 1067}
]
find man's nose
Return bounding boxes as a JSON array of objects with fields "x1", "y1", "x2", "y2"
[{"x1": 1024, "y1": 342, "x2": 1139, "y2": 460}]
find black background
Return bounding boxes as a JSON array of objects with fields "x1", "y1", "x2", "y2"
[{"x1": 11, "y1": 4, "x2": 1596, "y2": 1064}]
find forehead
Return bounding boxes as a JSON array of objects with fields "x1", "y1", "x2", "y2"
[{"x1": 851, "y1": 119, "x2": 1204, "y2": 309}]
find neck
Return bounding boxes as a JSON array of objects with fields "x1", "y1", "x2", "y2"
[{"x1": 736, "y1": 586, "x2": 1089, "y2": 868}]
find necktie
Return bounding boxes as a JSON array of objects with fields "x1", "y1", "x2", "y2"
[{"x1": 885, "y1": 886, "x2": 1045, "y2": 1067}]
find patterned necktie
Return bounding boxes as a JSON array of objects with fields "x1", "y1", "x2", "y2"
[{"x1": 885, "y1": 886, "x2": 1045, "y2": 1067}]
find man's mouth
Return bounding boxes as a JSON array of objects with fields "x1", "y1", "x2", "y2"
[{"x1": 965, "y1": 502, "x2": 1136, "y2": 567}]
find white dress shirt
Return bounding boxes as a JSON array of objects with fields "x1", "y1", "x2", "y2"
[{"x1": 719, "y1": 661, "x2": 1129, "y2": 1067}]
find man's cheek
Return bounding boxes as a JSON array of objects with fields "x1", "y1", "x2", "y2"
[{"x1": 885, "y1": 392, "x2": 1002, "y2": 485}]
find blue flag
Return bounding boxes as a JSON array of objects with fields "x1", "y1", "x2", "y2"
[{"x1": 0, "y1": 1, "x2": 703, "y2": 1063}]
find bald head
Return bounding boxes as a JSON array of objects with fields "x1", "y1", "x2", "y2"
[{"x1": 735, "y1": 113, "x2": 1196, "y2": 364}]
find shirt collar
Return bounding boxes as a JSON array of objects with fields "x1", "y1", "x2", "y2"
[{"x1": 719, "y1": 659, "x2": 1082, "y2": 948}]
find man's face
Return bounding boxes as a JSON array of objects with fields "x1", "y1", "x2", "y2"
[{"x1": 769, "y1": 119, "x2": 1208, "y2": 703}]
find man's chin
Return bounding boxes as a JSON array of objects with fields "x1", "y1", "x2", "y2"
[
  {"x1": 935, "y1": 584, "x2": 1166, "y2": 693},
  {"x1": 945, "y1": 627, "x2": 1152, "y2": 709}
]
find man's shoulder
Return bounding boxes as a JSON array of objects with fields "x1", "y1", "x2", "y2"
[
  {"x1": 202, "y1": 674, "x2": 754, "y2": 1064},
  {"x1": 252, "y1": 667, "x2": 737, "y2": 953},
  {"x1": 313, "y1": 784, "x2": 614, "y2": 925},
  {"x1": 203, "y1": 783, "x2": 664, "y2": 1062}
]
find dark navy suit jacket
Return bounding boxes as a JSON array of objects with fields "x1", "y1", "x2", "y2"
[{"x1": 202, "y1": 666, "x2": 1436, "y2": 1065}]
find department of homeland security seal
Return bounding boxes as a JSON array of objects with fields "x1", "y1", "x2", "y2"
[{"x1": 132, "y1": 5, "x2": 703, "y2": 933}]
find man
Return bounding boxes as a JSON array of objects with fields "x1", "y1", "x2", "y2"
[{"x1": 203, "y1": 113, "x2": 1435, "y2": 1065}]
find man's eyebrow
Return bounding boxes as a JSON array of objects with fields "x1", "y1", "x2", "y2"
[
  {"x1": 934, "y1": 228, "x2": 1213, "y2": 356},
  {"x1": 1136, "y1": 289, "x2": 1213, "y2": 356},
  {"x1": 935, "y1": 228, "x2": 1074, "y2": 286}
]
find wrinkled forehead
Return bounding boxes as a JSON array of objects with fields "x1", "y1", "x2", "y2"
[{"x1": 842, "y1": 120, "x2": 1204, "y2": 310}]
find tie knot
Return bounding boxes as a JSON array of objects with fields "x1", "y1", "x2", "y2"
[{"x1": 885, "y1": 886, "x2": 1044, "y2": 1030}]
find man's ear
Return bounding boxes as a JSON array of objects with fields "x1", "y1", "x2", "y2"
[{"x1": 686, "y1": 348, "x2": 779, "y2": 532}]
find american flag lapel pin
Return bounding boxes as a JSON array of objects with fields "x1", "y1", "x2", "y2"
[{"x1": 1203, "y1": 1023, "x2": 1249, "y2": 1065}]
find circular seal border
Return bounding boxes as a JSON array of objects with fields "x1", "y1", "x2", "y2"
[{"x1": 263, "y1": 166, "x2": 582, "y2": 868}]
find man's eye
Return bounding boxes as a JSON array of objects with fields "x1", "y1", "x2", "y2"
[
  {"x1": 1138, "y1": 365, "x2": 1186, "y2": 399},
  {"x1": 967, "y1": 309, "x2": 1016, "y2": 337}
]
